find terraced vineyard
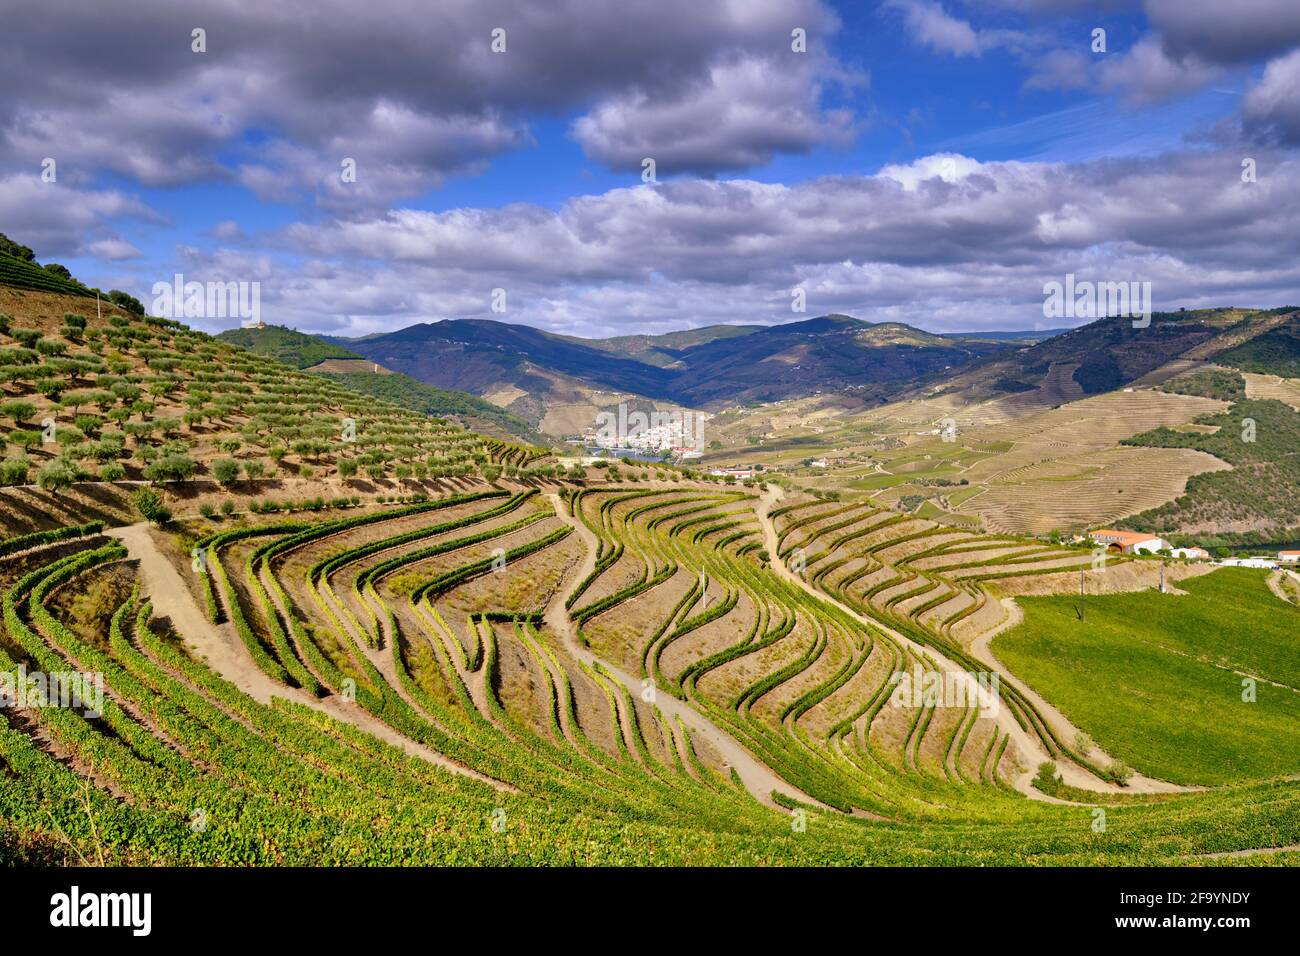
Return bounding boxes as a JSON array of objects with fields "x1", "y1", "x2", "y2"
[
  {"x1": 0, "y1": 287, "x2": 543, "y2": 535},
  {"x1": 0, "y1": 273, "x2": 1295, "y2": 866},
  {"x1": 3, "y1": 479, "x2": 1298, "y2": 866}
]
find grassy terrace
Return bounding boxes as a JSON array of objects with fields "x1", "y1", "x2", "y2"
[{"x1": 994, "y1": 568, "x2": 1300, "y2": 786}]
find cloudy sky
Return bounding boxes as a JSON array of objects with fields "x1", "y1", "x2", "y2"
[{"x1": 3, "y1": 0, "x2": 1300, "y2": 337}]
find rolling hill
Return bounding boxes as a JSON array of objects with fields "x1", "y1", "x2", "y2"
[
  {"x1": 217, "y1": 325, "x2": 544, "y2": 444},
  {"x1": 328, "y1": 313, "x2": 1020, "y2": 432},
  {"x1": 283, "y1": 308, "x2": 1300, "y2": 450},
  {"x1": 0, "y1": 281, "x2": 540, "y2": 537}
]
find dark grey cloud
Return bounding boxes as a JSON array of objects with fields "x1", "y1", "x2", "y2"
[
  {"x1": 1243, "y1": 49, "x2": 1300, "y2": 144},
  {"x1": 571, "y1": 54, "x2": 861, "y2": 176},
  {"x1": 1145, "y1": 0, "x2": 1300, "y2": 66},
  {"x1": 0, "y1": 0, "x2": 851, "y2": 200}
]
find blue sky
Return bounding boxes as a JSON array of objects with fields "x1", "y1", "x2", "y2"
[{"x1": 3, "y1": 1, "x2": 1300, "y2": 336}]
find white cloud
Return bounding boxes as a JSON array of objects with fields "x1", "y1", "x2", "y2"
[
  {"x1": 877, "y1": 153, "x2": 984, "y2": 189},
  {"x1": 86, "y1": 238, "x2": 144, "y2": 260},
  {"x1": 1098, "y1": 36, "x2": 1222, "y2": 106},
  {"x1": 0, "y1": 173, "x2": 158, "y2": 258},
  {"x1": 253, "y1": 150, "x2": 1300, "y2": 337},
  {"x1": 887, "y1": 1, "x2": 983, "y2": 56}
]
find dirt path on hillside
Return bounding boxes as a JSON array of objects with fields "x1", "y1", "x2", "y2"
[
  {"x1": 544, "y1": 494, "x2": 822, "y2": 810},
  {"x1": 755, "y1": 487, "x2": 1192, "y2": 798},
  {"x1": 1266, "y1": 569, "x2": 1300, "y2": 605},
  {"x1": 107, "y1": 522, "x2": 512, "y2": 791}
]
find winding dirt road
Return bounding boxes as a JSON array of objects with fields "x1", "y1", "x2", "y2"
[
  {"x1": 107, "y1": 522, "x2": 511, "y2": 791},
  {"x1": 754, "y1": 486, "x2": 1190, "y2": 797},
  {"x1": 544, "y1": 493, "x2": 821, "y2": 810}
]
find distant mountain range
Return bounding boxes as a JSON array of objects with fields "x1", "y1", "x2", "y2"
[
  {"x1": 224, "y1": 308, "x2": 1300, "y2": 438},
  {"x1": 318, "y1": 314, "x2": 1048, "y2": 433}
]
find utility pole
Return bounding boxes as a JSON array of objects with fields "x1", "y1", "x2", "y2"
[
  {"x1": 1079, "y1": 568, "x2": 1086, "y2": 622},
  {"x1": 1159, "y1": 561, "x2": 1166, "y2": 594}
]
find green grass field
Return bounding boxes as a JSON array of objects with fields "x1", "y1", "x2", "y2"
[{"x1": 993, "y1": 568, "x2": 1300, "y2": 786}]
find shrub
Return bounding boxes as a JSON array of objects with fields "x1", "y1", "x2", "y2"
[
  {"x1": 199, "y1": 502, "x2": 216, "y2": 519},
  {"x1": 144, "y1": 452, "x2": 196, "y2": 483},
  {"x1": 36, "y1": 458, "x2": 79, "y2": 493},
  {"x1": 8, "y1": 430, "x2": 39, "y2": 450},
  {"x1": 133, "y1": 487, "x2": 171, "y2": 525},
  {"x1": 212, "y1": 458, "x2": 240, "y2": 485},
  {"x1": 1031, "y1": 761, "x2": 1064, "y2": 796},
  {"x1": 219, "y1": 499, "x2": 235, "y2": 516},
  {"x1": 1, "y1": 400, "x2": 36, "y2": 423},
  {"x1": 0, "y1": 456, "x2": 31, "y2": 486},
  {"x1": 1103, "y1": 760, "x2": 1133, "y2": 786},
  {"x1": 98, "y1": 462, "x2": 126, "y2": 481},
  {"x1": 242, "y1": 459, "x2": 265, "y2": 480},
  {"x1": 108, "y1": 289, "x2": 145, "y2": 317}
]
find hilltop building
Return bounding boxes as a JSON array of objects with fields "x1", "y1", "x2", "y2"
[
  {"x1": 1088, "y1": 529, "x2": 1170, "y2": 555},
  {"x1": 709, "y1": 465, "x2": 756, "y2": 479}
]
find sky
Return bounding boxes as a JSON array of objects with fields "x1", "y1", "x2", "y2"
[{"x1": 3, "y1": 0, "x2": 1300, "y2": 338}]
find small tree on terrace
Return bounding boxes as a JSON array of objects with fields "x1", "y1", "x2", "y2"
[
  {"x1": 0, "y1": 456, "x2": 31, "y2": 486},
  {"x1": 36, "y1": 458, "x2": 78, "y2": 494},
  {"x1": 1, "y1": 400, "x2": 36, "y2": 425},
  {"x1": 212, "y1": 458, "x2": 240, "y2": 485},
  {"x1": 9, "y1": 430, "x2": 39, "y2": 452},
  {"x1": 133, "y1": 487, "x2": 171, "y2": 525}
]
